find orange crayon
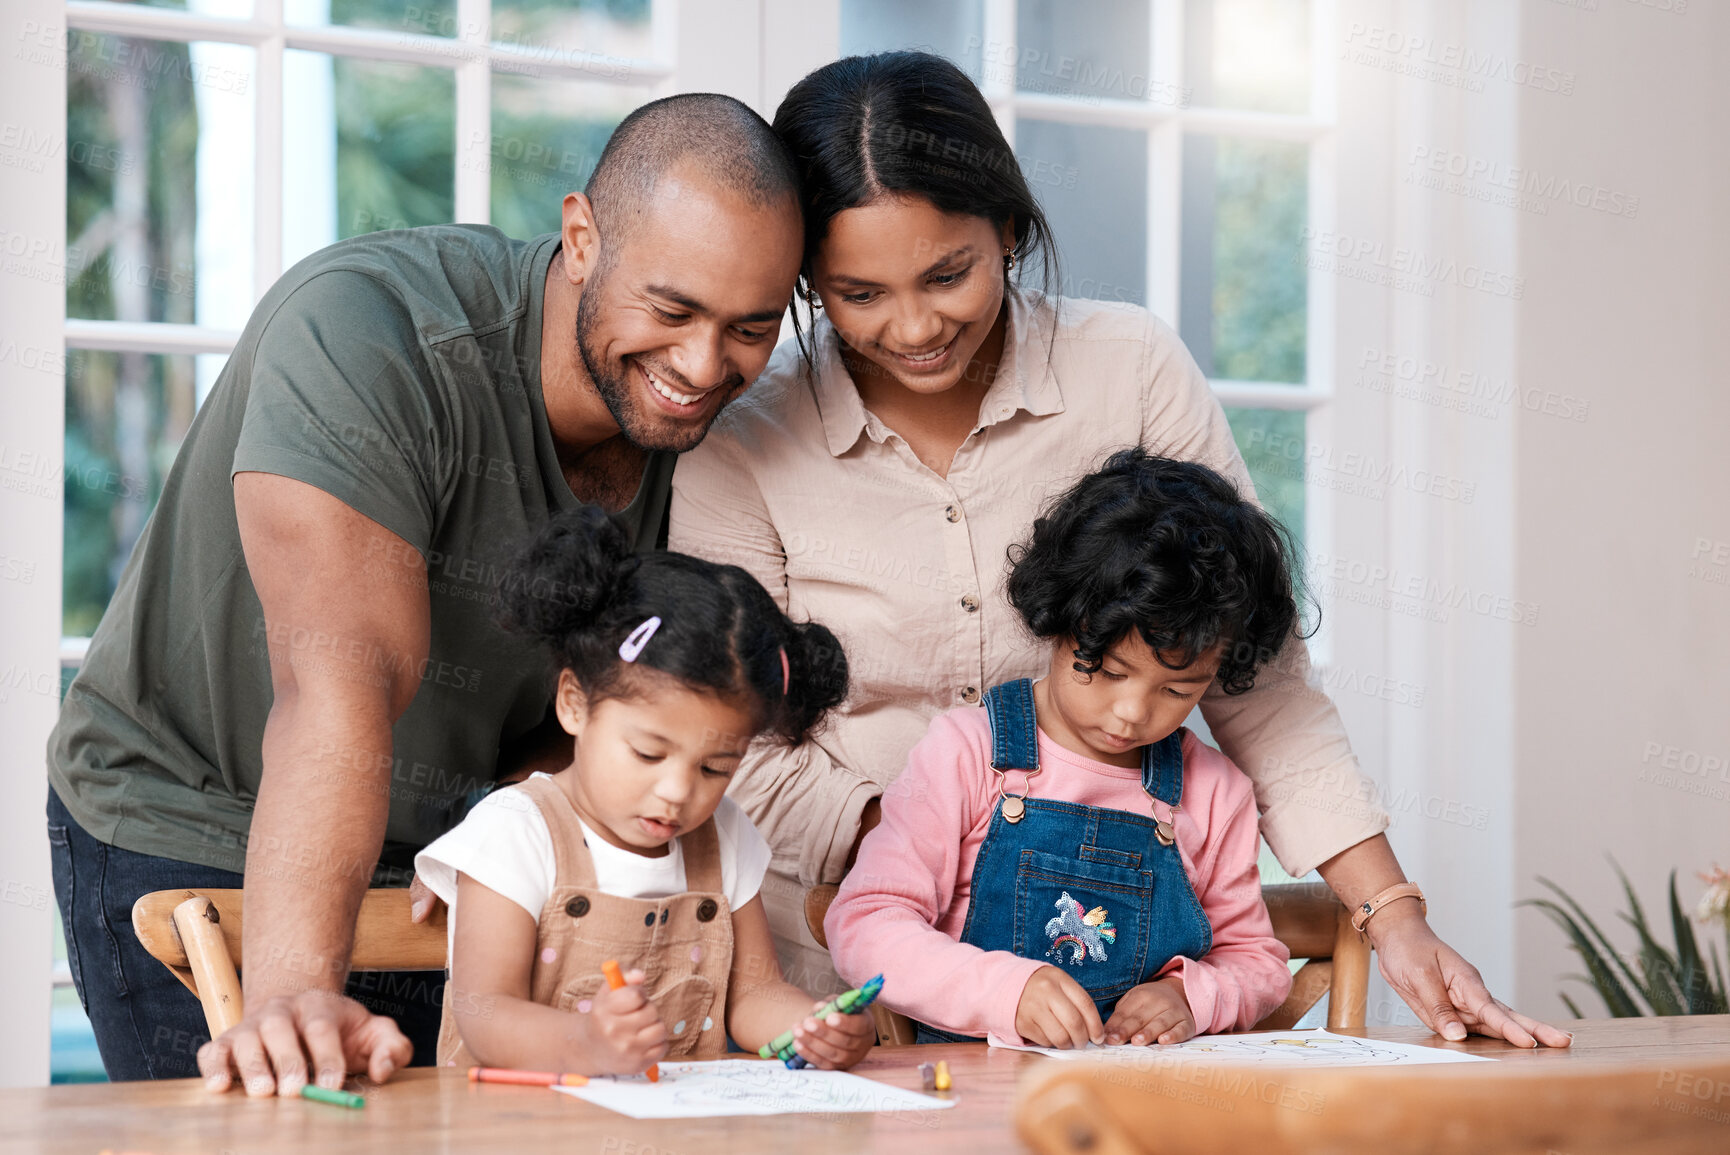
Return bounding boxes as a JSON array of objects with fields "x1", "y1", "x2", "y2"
[
  {"x1": 601, "y1": 959, "x2": 660, "y2": 1083},
  {"x1": 468, "y1": 1066, "x2": 588, "y2": 1087}
]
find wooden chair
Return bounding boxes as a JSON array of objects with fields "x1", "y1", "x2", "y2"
[
  {"x1": 131, "y1": 889, "x2": 448, "y2": 1038},
  {"x1": 803, "y1": 880, "x2": 1369, "y2": 1041},
  {"x1": 1013, "y1": 1053, "x2": 1730, "y2": 1155}
]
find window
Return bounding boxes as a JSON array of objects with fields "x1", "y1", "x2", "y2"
[{"x1": 840, "y1": 0, "x2": 1334, "y2": 551}]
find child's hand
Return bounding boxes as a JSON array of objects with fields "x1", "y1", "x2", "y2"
[
  {"x1": 1103, "y1": 975, "x2": 1195, "y2": 1046},
  {"x1": 1014, "y1": 966, "x2": 1105, "y2": 1049},
  {"x1": 583, "y1": 967, "x2": 668, "y2": 1075},
  {"x1": 789, "y1": 998, "x2": 876, "y2": 1070}
]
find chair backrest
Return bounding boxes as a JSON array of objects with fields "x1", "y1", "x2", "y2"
[
  {"x1": 803, "y1": 880, "x2": 1368, "y2": 1038},
  {"x1": 1014, "y1": 1053, "x2": 1730, "y2": 1155},
  {"x1": 132, "y1": 888, "x2": 448, "y2": 1037}
]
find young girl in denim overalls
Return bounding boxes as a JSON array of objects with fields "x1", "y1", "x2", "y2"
[
  {"x1": 828, "y1": 449, "x2": 1297, "y2": 1048},
  {"x1": 416, "y1": 507, "x2": 875, "y2": 1074}
]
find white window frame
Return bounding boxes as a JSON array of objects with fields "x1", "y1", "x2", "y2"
[{"x1": 977, "y1": 0, "x2": 1338, "y2": 658}]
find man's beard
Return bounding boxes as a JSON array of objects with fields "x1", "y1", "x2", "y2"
[{"x1": 574, "y1": 270, "x2": 740, "y2": 454}]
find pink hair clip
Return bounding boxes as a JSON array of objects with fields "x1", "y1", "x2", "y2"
[
  {"x1": 779, "y1": 646, "x2": 790, "y2": 695},
  {"x1": 619, "y1": 616, "x2": 661, "y2": 663}
]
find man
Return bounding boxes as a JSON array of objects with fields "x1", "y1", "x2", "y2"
[{"x1": 46, "y1": 94, "x2": 803, "y2": 1093}]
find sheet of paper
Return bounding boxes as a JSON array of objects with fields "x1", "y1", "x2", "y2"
[
  {"x1": 553, "y1": 1059, "x2": 959, "y2": 1119},
  {"x1": 990, "y1": 1027, "x2": 1495, "y2": 1066}
]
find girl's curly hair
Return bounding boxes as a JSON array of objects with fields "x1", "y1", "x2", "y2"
[{"x1": 1005, "y1": 447, "x2": 1309, "y2": 695}]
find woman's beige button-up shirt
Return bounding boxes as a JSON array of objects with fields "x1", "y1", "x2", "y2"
[{"x1": 671, "y1": 289, "x2": 1388, "y2": 889}]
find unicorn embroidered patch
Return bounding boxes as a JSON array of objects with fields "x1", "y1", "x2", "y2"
[{"x1": 1044, "y1": 891, "x2": 1116, "y2": 965}]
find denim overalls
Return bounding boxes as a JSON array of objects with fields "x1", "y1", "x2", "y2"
[{"x1": 916, "y1": 678, "x2": 1213, "y2": 1043}]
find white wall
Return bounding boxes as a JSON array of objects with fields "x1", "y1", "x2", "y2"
[
  {"x1": 0, "y1": 0, "x2": 66, "y2": 1089},
  {"x1": 1512, "y1": 0, "x2": 1730, "y2": 1019}
]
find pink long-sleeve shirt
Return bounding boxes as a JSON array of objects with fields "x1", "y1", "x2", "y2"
[{"x1": 826, "y1": 704, "x2": 1292, "y2": 1044}]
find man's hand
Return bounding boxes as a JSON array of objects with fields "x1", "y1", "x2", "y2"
[
  {"x1": 198, "y1": 989, "x2": 412, "y2": 1096},
  {"x1": 1014, "y1": 966, "x2": 1105, "y2": 1049},
  {"x1": 1103, "y1": 975, "x2": 1195, "y2": 1046}
]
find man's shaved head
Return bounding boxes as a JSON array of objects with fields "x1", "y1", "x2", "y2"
[{"x1": 584, "y1": 93, "x2": 801, "y2": 245}]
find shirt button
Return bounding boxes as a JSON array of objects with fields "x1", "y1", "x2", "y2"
[
  {"x1": 944, "y1": 504, "x2": 961, "y2": 523},
  {"x1": 960, "y1": 594, "x2": 980, "y2": 613},
  {"x1": 565, "y1": 896, "x2": 589, "y2": 919},
  {"x1": 696, "y1": 898, "x2": 719, "y2": 922},
  {"x1": 961, "y1": 686, "x2": 981, "y2": 704}
]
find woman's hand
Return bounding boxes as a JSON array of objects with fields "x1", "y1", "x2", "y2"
[
  {"x1": 408, "y1": 873, "x2": 444, "y2": 924},
  {"x1": 1370, "y1": 902, "x2": 1573, "y2": 1048},
  {"x1": 789, "y1": 999, "x2": 877, "y2": 1070}
]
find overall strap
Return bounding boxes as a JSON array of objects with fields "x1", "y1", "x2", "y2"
[
  {"x1": 517, "y1": 774, "x2": 598, "y2": 889},
  {"x1": 1141, "y1": 728, "x2": 1188, "y2": 807},
  {"x1": 982, "y1": 678, "x2": 1040, "y2": 771},
  {"x1": 677, "y1": 817, "x2": 724, "y2": 895}
]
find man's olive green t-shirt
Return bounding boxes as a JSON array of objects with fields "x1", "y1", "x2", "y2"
[{"x1": 47, "y1": 225, "x2": 674, "y2": 875}]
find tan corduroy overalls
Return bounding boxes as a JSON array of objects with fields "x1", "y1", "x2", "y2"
[{"x1": 437, "y1": 774, "x2": 734, "y2": 1067}]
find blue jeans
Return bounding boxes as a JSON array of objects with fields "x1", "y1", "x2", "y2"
[{"x1": 47, "y1": 787, "x2": 444, "y2": 1080}]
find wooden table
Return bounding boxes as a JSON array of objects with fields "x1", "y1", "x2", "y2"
[{"x1": 3, "y1": 1018, "x2": 1727, "y2": 1154}]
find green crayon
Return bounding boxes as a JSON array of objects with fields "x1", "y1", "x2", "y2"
[
  {"x1": 300, "y1": 1083, "x2": 366, "y2": 1109},
  {"x1": 759, "y1": 974, "x2": 884, "y2": 1068}
]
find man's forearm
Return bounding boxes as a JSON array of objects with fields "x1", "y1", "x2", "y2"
[{"x1": 242, "y1": 697, "x2": 394, "y2": 1002}]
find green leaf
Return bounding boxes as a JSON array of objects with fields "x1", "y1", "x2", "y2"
[
  {"x1": 1519, "y1": 898, "x2": 1643, "y2": 1016},
  {"x1": 1671, "y1": 871, "x2": 1726, "y2": 1014},
  {"x1": 1534, "y1": 878, "x2": 1650, "y2": 1009},
  {"x1": 1559, "y1": 991, "x2": 1585, "y2": 1020}
]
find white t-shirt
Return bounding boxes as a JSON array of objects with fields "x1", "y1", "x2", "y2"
[{"x1": 414, "y1": 773, "x2": 773, "y2": 952}]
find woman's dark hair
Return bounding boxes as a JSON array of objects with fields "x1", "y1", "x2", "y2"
[
  {"x1": 772, "y1": 51, "x2": 1061, "y2": 354},
  {"x1": 1005, "y1": 448, "x2": 1308, "y2": 696},
  {"x1": 496, "y1": 506, "x2": 848, "y2": 744}
]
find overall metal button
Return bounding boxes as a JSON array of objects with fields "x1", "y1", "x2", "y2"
[
  {"x1": 695, "y1": 898, "x2": 719, "y2": 922},
  {"x1": 659, "y1": 908, "x2": 669, "y2": 925},
  {"x1": 643, "y1": 911, "x2": 656, "y2": 927},
  {"x1": 565, "y1": 896, "x2": 589, "y2": 918}
]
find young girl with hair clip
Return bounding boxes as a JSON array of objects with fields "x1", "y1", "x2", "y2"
[
  {"x1": 415, "y1": 506, "x2": 874, "y2": 1074},
  {"x1": 827, "y1": 450, "x2": 1295, "y2": 1049}
]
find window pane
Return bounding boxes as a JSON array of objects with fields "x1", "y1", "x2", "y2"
[
  {"x1": 490, "y1": 0, "x2": 655, "y2": 61},
  {"x1": 63, "y1": 353, "x2": 224, "y2": 636},
  {"x1": 1015, "y1": 0, "x2": 1149, "y2": 102},
  {"x1": 66, "y1": 35, "x2": 256, "y2": 329},
  {"x1": 1224, "y1": 407, "x2": 1305, "y2": 548},
  {"x1": 489, "y1": 75, "x2": 637, "y2": 239},
  {"x1": 125, "y1": 0, "x2": 253, "y2": 13},
  {"x1": 1185, "y1": 0, "x2": 1311, "y2": 114},
  {"x1": 1181, "y1": 135, "x2": 1306, "y2": 382},
  {"x1": 334, "y1": 58, "x2": 455, "y2": 241},
  {"x1": 319, "y1": 0, "x2": 457, "y2": 37},
  {"x1": 841, "y1": 0, "x2": 984, "y2": 81},
  {"x1": 1015, "y1": 121, "x2": 1145, "y2": 306}
]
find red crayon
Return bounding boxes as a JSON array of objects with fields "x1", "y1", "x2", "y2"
[{"x1": 601, "y1": 959, "x2": 660, "y2": 1083}]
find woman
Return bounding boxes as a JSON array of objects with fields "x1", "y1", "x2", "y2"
[{"x1": 670, "y1": 51, "x2": 1566, "y2": 1048}]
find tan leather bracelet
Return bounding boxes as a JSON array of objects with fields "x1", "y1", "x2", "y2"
[{"x1": 1351, "y1": 882, "x2": 1427, "y2": 934}]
